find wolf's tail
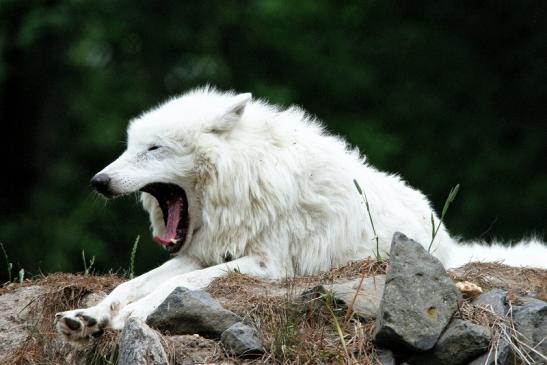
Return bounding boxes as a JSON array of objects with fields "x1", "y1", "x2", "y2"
[{"x1": 446, "y1": 238, "x2": 547, "y2": 269}]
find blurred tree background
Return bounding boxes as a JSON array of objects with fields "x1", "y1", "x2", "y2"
[{"x1": 0, "y1": 0, "x2": 545, "y2": 282}]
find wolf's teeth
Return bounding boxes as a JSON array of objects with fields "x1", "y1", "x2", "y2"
[{"x1": 170, "y1": 238, "x2": 177, "y2": 244}]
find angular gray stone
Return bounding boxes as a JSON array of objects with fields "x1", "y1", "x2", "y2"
[
  {"x1": 511, "y1": 296, "x2": 546, "y2": 363},
  {"x1": 331, "y1": 275, "x2": 385, "y2": 318},
  {"x1": 467, "y1": 340, "x2": 510, "y2": 365},
  {"x1": 469, "y1": 295, "x2": 545, "y2": 365},
  {"x1": 467, "y1": 290, "x2": 510, "y2": 365},
  {"x1": 406, "y1": 319, "x2": 491, "y2": 365},
  {"x1": 302, "y1": 275, "x2": 385, "y2": 318},
  {"x1": 146, "y1": 287, "x2": 242, "y2": 338},
  {"x1": 373, "y1": 232, "x2": 462, "y2": 351},
  {"x1": 472, "y1": 289, "x2": 507, "y2": 316},
  {"x1": 0, "y1": 286, "x2": 46, "y2": 364},
  {"x1": 118, "y1": 318, "x2": 168, "y2": 365},
  {"x1": 377, "y1": 348, "x2": 396, "y2": 365},
  {"x1": 220, "y1": 322, "x2": 264, "y2": 357}
]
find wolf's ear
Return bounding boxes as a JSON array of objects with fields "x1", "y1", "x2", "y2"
[{"x1": 212, "y1": 93, "x2": 252, "y2": 133}]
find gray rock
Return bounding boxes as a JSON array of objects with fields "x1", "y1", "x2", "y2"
[
  {"x1": 220, "y1": 322, "x2": 264, "y2": 357},
  {"x1": 302, "y1": 275, "x2": 385, "y2": 318},
  {"x1": 146, "y1": 287, "x2": 242, "y2": 338},
  {"x1": 469, "y1": 295, "x2": 546, "y2": 365},
  {"x1": 467, "y1": 289, "x2": 510, "y2": 365},
  {"x1": 373, "y1": 232, "x2": 462, "y2": 351},
  {"x1": 406, "y1": 319, "x2": 491, "y2": 365},
  {"x1": 472, "y1": 289, "x2": 507, "y2": 316},
  {"x1": 377, "y1": 348, "x2": 396, "y2": 365},
  {"x1": 118, "y1": 318, "x2": 168, "y2": 365},
  {"x1": 511, "y1": 296, "x2": 546, "y2": 363},
  {"x1": 467, "y1": 340, "x2": 510, "y2": 365},
  {"x1": 331, "y1": 275, "x2": 385, "y2": 318},
  {"x1": 0, "y1": 286, "x2": 46, "y2": 364},
  {"x1": 81, "y1": 290, "x2": 107, "y2": 308}
]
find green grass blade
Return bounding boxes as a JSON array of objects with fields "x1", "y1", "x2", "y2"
[
  {"x1": 128, "y1": 235, "x2": 140, "y2": 279},
  {"x1": 441, "y1": 184, "x2": 460, "y2": 219},
  {"x1": 429, "y1": 184, "x2": 460, "y2": 253},
  {"x1": 0, "y1": 241, "x2": 13, "y2": 282}
]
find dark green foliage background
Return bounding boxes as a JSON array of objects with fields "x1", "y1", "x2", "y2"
[{"x1": 1, "y1": 1, "x2": 545, "y2": 281}]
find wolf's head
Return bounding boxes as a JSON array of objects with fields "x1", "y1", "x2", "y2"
[{"x1": 90, "y1": 87, "x2": 252, "y2": 254}]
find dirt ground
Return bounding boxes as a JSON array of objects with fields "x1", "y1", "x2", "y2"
[{"x1": 0, "y1": 260, "x2": 545, "y2": 364}]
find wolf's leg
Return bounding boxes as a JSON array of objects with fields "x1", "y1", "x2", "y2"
[
  {"x1": 55, "y1": 254, "x2": 201, "y2": 342},
  {"x1": 110, "y1": 255, "x2": 274, "y2": 329}
]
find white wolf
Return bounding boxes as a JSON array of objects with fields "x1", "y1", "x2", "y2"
[{"x1": 55, "y1": 86, "x2": 546, "y2": 341}]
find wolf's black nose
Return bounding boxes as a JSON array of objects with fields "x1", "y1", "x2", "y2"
[{"x1": 90, "y1": 173, "x2": 111, "y2": 195}]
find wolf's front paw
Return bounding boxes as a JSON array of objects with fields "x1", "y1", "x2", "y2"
[{"x1": 54, "y1": 305, "x2": 112, "y2": 342}]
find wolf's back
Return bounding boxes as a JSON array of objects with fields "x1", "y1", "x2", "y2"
[{"x1": 446, "y1": 238, "x2": 547, "y2": 269}]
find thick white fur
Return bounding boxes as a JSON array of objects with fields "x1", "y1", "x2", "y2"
[{"x1": 56, "y1": 86, "x2": 546, "y2": 342}]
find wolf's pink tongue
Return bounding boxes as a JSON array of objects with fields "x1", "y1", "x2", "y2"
[{"x1": 154, "y1": 199, "x2": 181, "y2": 245}]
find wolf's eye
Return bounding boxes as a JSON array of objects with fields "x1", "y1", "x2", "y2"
[{"x1": 148, "y1": 145, "x2": 161, "y2": 151}]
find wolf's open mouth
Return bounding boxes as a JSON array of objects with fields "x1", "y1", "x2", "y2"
[{"x1": 140, "y1": 183, "x2": 189, "y2": 253}]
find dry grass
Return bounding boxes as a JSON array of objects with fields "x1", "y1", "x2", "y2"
[
  {"x1": 449, "y1": 262, "x2": 547, "y2": 300},
  {"x1": 208, "y1": 259, "x2": 388, "y2": 364},
  {"x1": 283, "y1": 258, "x2": 388, "y2": 287},
  {"x1": 248, "y1": 290, "x2": 381, "y2": 364},
  {"x1": 3, "y1": 273, "x2": 123, "y2": 364}
]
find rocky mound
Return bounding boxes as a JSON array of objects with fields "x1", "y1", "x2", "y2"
[{"x1": 1, "y1": 233, "x2": 545, "y2": 364}]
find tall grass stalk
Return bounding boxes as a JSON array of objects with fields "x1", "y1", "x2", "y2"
[
  {"x1": 128, "y1": 235, "x2": 140, "y2": 279},
  {"x1": 428, "y1": 184, "x2": 460, "y2": 253},
  {"x1": 82, "y1": 250, "x2": 95, "y2": 276},
  {"x1": 353, "y1": 179, "x2": 381, "y2": 261},
  {"x1": 328, "y1": 303, "x2": 349, "y2": 360},
  {"x1": 0, "y1": 241, "x2": 13, "y2": 282}
]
